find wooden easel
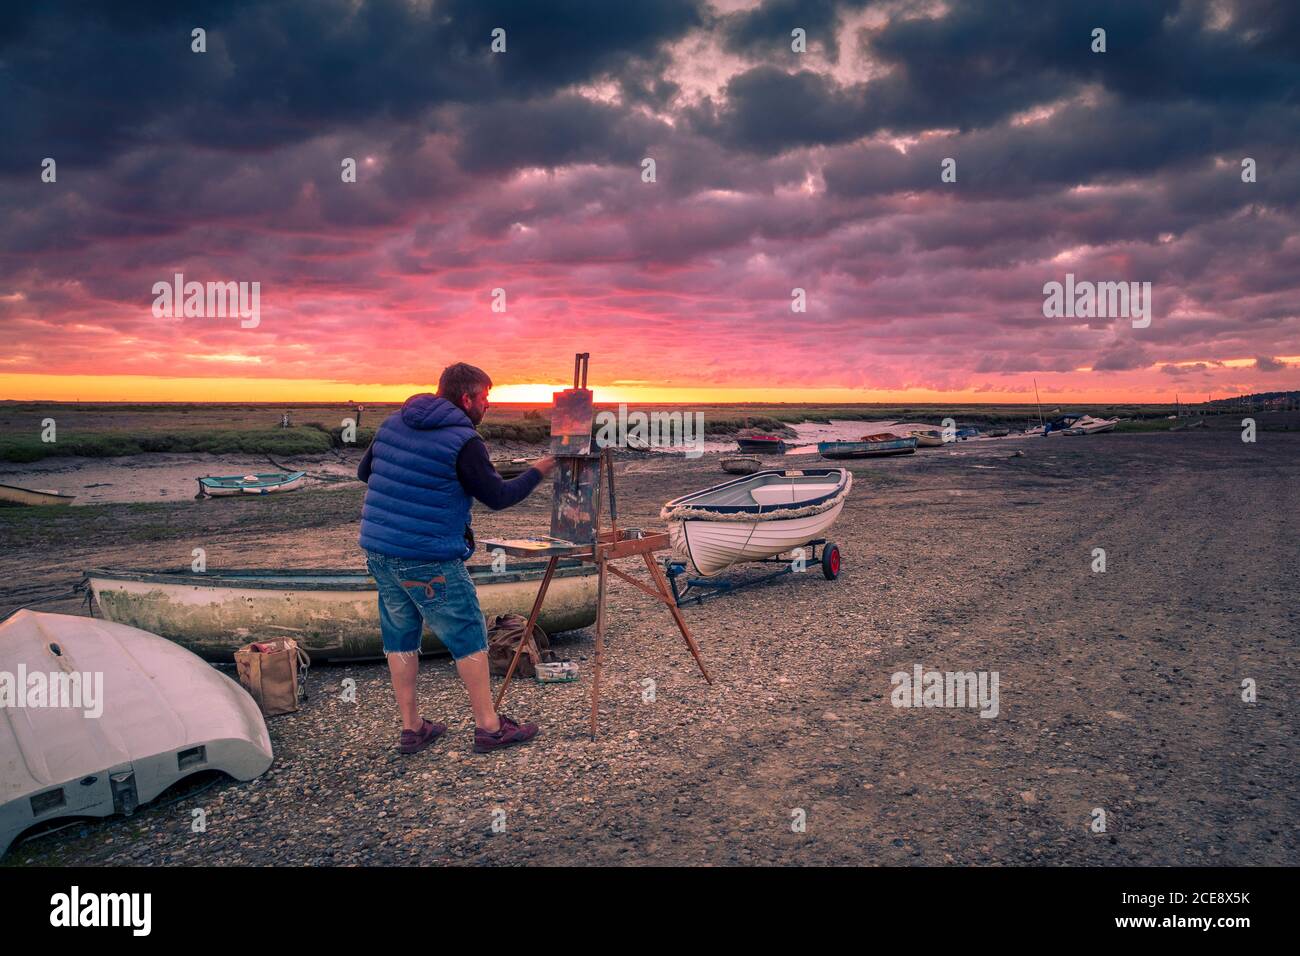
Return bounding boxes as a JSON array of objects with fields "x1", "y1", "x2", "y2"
[{"x1": 485, "y1": 449, "x2": 712, "y2": 738}]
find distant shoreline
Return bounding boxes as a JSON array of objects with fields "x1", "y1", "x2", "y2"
[{"x1": 5, "y1": 399, "x2": 1299, "y2": 459}]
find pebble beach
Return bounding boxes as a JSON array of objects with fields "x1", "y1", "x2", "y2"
[{"x1": 1, "y1": 429, "x2": 1295, "y2": 866}]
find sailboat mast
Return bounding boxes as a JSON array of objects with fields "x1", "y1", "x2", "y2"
[{"x1": 1033, "y1": 378, "x2": 1044, "y2": 427}]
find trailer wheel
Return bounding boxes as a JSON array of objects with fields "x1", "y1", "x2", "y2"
[{"x1": 821, "y1": 542, "x2": 842, "y2": 580}]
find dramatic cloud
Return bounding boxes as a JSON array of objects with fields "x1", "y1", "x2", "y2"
[{"x1": 1, "y1": 0, "x2": 1298, "y2": 400}]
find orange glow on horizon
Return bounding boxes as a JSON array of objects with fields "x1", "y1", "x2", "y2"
[{"x1": 2, "y1": 372, "x2": 1289, "y2": 406}]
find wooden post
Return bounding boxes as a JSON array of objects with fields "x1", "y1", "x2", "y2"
[
  {"x1": 604, "y1": 450, "x2": 617, "y2": 541},
  {"x1": 591, "y1": 554, "x2": 607, "y2": 738}
]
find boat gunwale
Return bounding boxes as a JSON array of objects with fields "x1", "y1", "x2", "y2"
[
  {"x1": 817, "y1": 438, "x2": 916, "y2": 448},
  {"x1": 819, "y1": 449, "x2": 915, "y2": 459},
  {"x1": 85, "y1": 558, "x2": 595, "y2": 591},
  {"x1": 662, "y1": 468, "x2": 849, "y2": 516}
]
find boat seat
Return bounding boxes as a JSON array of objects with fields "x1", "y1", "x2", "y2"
[{"x1": 751, "y1": 483, "x2": 840, "y2": 506}]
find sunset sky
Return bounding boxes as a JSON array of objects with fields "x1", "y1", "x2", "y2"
[{"x1": 2, "y1": 0, "x2": 1298, "y2": 404}]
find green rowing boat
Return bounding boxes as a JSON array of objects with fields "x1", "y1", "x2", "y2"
[
  {"x1": 85, "y1": 562, "x2": 599, "y2": 662},
  {"x1": 196, "y1": 471, "x2": 306, "y2": 497}
]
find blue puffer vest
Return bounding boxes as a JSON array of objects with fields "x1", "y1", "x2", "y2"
[{"x1": 358, "y1": 394, "x2": 481, "y2": 560}]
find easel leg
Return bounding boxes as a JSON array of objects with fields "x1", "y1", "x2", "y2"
[
  {"x1": 591, "y1": 555, "x2": 606, "y2": 739},
  {"x1": 643, "y1": 552, "x2": 713, "y2": 684},
  {"x1": 494, "y1": 555, "x2": 558, "y2": 710}
]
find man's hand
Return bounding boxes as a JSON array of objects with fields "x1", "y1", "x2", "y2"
[{"x1": 532, "y1": 456, "x2": 557, "y2": 477}]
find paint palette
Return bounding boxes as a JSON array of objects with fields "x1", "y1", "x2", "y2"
[
  {"x1": 479, "y1": 535, "x2": 591, "y2": 557},
  {"x1": 535, "y1": 661, "x2": 579, "y2": 684}
]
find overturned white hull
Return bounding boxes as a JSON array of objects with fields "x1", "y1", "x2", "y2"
[{"x1": 0, "y1": 610, "x2": 272, "y2": 858}]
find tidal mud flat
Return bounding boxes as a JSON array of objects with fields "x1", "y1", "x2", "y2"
[{"x1": 1, "y1": 431, "x2": 1295, "y2": 866}]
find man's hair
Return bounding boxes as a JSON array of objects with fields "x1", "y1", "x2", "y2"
[{"x1": 437, "y1": 363, "x2": 492, "y2": 404}]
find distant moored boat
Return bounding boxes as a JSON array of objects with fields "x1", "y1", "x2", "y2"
[
  {"x1": 0, "y1": 483, "x2": 76, "y2": 507},
  {"x1": 196, "y1": 471, "x2": 306, "y2": 497},
  {"x1": 735, "y1": 435, "x2": 787, "y2": 453},
  {"x1": 720, "y1": 456, "x2": 762, "y2": 475},
  {"x1": 818, "y1": 435, "x2": 918, "y2": 459},
  {"x1": 1063, "y1": 416, "x2": 1120, "y2": 435}
]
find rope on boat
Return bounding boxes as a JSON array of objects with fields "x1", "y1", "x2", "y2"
[
  {"x1": 659, "y1": 474, "x2": 853, "y2": 522},
  {"x1": 0, "y1": 579, "x2": 91, "y2": 623},
  {"x1": 265, "y1": 454, "x2": 356, "y2": 483},
  {"x1": 661, "y1": 474, "x2": 852, "y2": 571}
]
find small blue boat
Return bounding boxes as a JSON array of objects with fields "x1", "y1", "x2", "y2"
[
  {"x1": 818, "y1": 436, "x2": 917, "y2": 459},
  {"x1": 196, "y1": 471, "x2": 307, "y2": 497}
]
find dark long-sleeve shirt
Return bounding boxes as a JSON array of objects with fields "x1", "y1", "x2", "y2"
[{"x1": 358, "y1": 436, "x2": 542, "y2": 510}]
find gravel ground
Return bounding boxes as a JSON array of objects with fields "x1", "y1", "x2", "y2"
[{"x1": 3, "y1": 431, "x2": 1296, "y2": 866}]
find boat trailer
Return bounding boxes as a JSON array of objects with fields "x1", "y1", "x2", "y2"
[{"x1": 664, "y1": 538, "x2": 841, "y2": 607}]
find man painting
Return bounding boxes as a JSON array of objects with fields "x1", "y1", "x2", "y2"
[{"x1": 358, "y1": 363, "x2": 555, "y2": 754}]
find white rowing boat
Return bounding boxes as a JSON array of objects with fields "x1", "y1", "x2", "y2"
[
  {"x1": 1063, "y1": 416, "x2": 1120, "y2": 435},
  {"x1": 660, "y1": 468, "x2": 851, "y2": 577}
]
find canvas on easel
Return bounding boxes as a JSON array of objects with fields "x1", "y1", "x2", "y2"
[
  {"x1": 550, "y1": 454, "x2": 602, "y2": 544},
  {"x1": 550, "y1": 352, "x2": 594, "y2": 455}
]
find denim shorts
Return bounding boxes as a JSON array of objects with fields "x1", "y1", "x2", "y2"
[{"x1": 364, "y1": 550, "x2": 488, "y2": 660}]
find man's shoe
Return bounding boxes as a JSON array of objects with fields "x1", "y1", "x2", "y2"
[
  {"x1": 473, "y1": 714, "x2": 539, "y2": 753},
  {"x1": 399, "y1": 717, "x2": 447, "y2": 755}
]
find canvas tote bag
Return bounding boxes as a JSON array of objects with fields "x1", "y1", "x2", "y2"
[
  {"x1": 234, "y1": 638, "x2": 310, "y2": 716},
  {"x1": 486, "y1": 614, "x2": 553, "y2": 678}
]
